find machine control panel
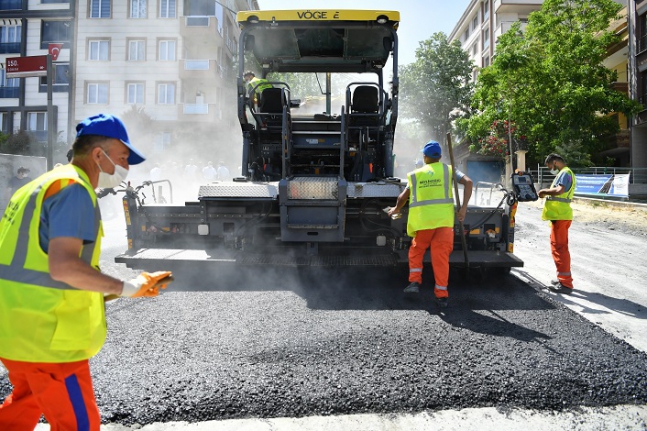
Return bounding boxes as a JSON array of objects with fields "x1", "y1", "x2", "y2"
[{"x1": 511, "y1": 172, "x2": 538, "y2": 202}]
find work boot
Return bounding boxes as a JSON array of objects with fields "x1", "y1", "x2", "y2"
[
  {"x1": 547, "y1": 282, "x2": 573, "y2": 295},
  {"x1": 435, "y1": 297, "x2": 448, "y2": 308},
  {"x1": 404, "y1": 282, "x2": 420, "y2": 294}
]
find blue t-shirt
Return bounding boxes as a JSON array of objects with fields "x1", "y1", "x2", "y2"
[
  {"x1": 39, "y1": 183, "x2": 96, "y2": 253},
  {"x1": 554, "y1": 170, "x2": 573, "y2": 193}
]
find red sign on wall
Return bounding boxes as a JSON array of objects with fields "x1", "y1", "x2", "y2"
[{"x1": 5, "y1": 55, "x2": 48, "y2": 78}]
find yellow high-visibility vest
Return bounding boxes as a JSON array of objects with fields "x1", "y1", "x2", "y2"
[
  {"x1": 0, "y1": 164, "x2": 106, "y2": 363},
  {"x1": 542, "y1": 166, "x2": 576, "y2": 221},
  {"x1": 247, "y1": 77, "x2": 273, "y2": 98},
  {"x1": 406, "y1": 162, "x2": 455, "y2": 237}
]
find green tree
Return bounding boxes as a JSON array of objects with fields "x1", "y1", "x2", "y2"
[
  {"x1": 0, "y1": 130, "x2": 39, "y2": 156},
  {"x1": 399, "y1": 32, "x2": 474, "y2": 144},
  {"x1": 466, "y1": 0, "x2": 642, "y2": 166}
]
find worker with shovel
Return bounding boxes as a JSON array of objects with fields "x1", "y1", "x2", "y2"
[{"x1": 388, "y1": 140, "x2": 473, "y2": 308}]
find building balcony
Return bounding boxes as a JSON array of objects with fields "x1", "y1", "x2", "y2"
[
  {"x1": 180, "y1": 15, "x2": 214, "y2": 33},
  {"x1": 494, "y1": 21, "x2": 527, "y2": 41},
  {"x1": 494, "y1": 0, "x2": 542, "y2": 14},
  {"x1": 0, "y1": 0, "x2": 22, "y2": 11},
  {"x1": 183, "y1": 103, "x2": 209, "y2": 114},
  {"x1": 0, "y1": 42, "x2": 20, "y2": 54},
  {"x1": 0, "y1": 87, "x2": 20, "y2": 98},
  {"x1": 611, "y1": 81, "x2": 629, "y2": 96},
  {"x1": 615, "y1": 129, "x2": 630, "y2": 148},
  {"x1": 179, "y1": 59, "x2": 219, "y2": 79},
  {"x1": 178, "y1": 103, "x2": 224, "y2": 122}
]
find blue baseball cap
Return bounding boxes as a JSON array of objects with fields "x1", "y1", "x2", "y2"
[
  {"x1": 423, "y1": 140, "x2": 442, "y2": 158},
  {"x1": 75, "y1": 113, "x2": 145, "y2": 165}
]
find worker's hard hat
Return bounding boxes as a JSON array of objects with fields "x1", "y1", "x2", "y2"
[
  {"x1": 76, "y1": 113, "x2": 145, "y2": 165},
  {"x1": 423, "y1": 141, "x2": 441, "y2": 158}
]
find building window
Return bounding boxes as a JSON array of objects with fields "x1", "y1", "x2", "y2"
[
  {"x1": 159, "y1": 0, "x2": 176, "y2": 18},
  {"x1": 155, "y1": 132, "x2": 172, "y2": 151},
  {"x1": 89, "y1": 40, "x2": 110, "y2": 61},
  {"x1": 158, "y1": 40, "x2": 176, "y2": 61},
  {"x1": 0, "y1": 112, "x2": 5, "y2": 133},
  {"x1": 0, "y1": 25, "x2": 21, "y2": 54},
  {"x1": 483, "y1": 28, "x2": 490, "y2": 51},
  {"x1": 483, "y1": 1, "x2": 489, "y2": 22},
  {"x1": 472, "y1": 15, "x2": 478, "y2": 31},
  {"x1": 130, "y1": 0, "x2": 147, "y2": 18},
  {"x1": 0, "y1": 0, "x2": 22, "y2": 10},
  {"x1": 90, "y1": 0, "x2": 111, "y2": 18},
  {"x1": 128, "y1": 39, "x2": 145, "y2": 60},
  {"x1": 127, "y1": 82, "x2": 145, "y2": 104},
  {"x1": 87, "y1": 82, "x2": 109, "y2": 104},
  {"x1": 0, "y1": 69, "x2": 19, "y2": 88},
  {"x1": 38, "y1": 63, "x2": 70, "y2": 93},
  {"x1": 641, "y1": 71, "x2": 647, "y2": 107},
  {"x1": 640, "y1": 14, "x2": 647, "y2": 53},
  {"x1": 28, "y1": 112, "x2": 47, "y2": 132},
  {"x1": 472, "y1": 43, "x2": 477, "y2": 56},
  {"x1": 0, "y1": 69, "x2": 19, "y2": 98},
  {"x1": 41, "y1": 21, "x2": 72, "y2": 49},
  {"x1": 483, "y1": 56, "x2": 490, "y2": 68},
  {"x1": 157, "y1": 82, "x2": 175, "y2": 104}
]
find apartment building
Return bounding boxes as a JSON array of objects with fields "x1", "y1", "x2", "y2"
[
  {"x1": 74, "y1": 0, "x2": 258, "y2": 156},
  {"x1": 629, "y1": 0, "x2": 647, "y2": 171},
  {"x1": 448, "y1": 0, "x2": 543, "y2": 81},
  {"x1": 0, "y1": 0, "x2": 74, "y2": 144}
]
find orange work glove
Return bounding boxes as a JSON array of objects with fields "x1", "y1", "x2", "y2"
[{"x1": 121, "y1": 271, "x2": 174, "y2": 298}]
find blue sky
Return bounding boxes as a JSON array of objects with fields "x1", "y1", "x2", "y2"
[{"x1": 257, "y1": 1, "x2": 472, "y2": 66}]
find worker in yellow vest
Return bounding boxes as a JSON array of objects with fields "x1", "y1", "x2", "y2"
[
  {"x1": 243, "y1": 70, "x2": 273, "y2": 106},
  {"x1": 388, "y1": 141, "x2": 473, "y2": 308},
  {"x1": 0, "y1": 113, "x2": 173, "y2": 430},
  {"x1": 538, "y1": 153, "x2": 576, "y2": 294}
]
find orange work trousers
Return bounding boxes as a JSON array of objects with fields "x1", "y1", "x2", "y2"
[
  {"x1": 550, "y1": 220, "x2": 573, "y2": 288},
  {"x1": 0, "y1": 357, "x2": 101, "y2": 431},
  {"x1": 408, "y1": 227, "x2": 454, "y2": 298}
]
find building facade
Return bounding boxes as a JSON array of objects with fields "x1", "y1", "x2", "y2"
[
  {"x1": 448, "y1": 0, "x2": 543, "y2": 82},
  {"x1": 0, "y1": 0, "x2": 74, "y2": 147},
  {"x1": 629, "y1": 0, "x2": 647, "y2": 172},
  {"x1": 0, "y1": 0, "x2": 258, "y2": 165},
  {"x1": 74, "y1": 0, "x2": 258, "y2": 159}
]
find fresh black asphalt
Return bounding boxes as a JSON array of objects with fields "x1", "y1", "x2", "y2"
[{"x1": 3, "y1": 266, "x2": 644, "y2": 425}]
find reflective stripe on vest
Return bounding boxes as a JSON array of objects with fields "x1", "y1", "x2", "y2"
[
  {"x1": 409, "y1": 164, "x2": 453, "y2": 207},
  {"x1": 406, "y1": 163, "x2": 455, "y2": 237},
  {"x1": 0, "y1": 183, "x2": 99, "y2": 289},
  {"x1": 0, "y1": 165, "x2": 106, "y2": 362},
  {"x1": 542, "y1": 167, "x2": 576, "y2": 221},
  {"x1": 546, "y1": 196, "x2": 572, "y2": 203}
]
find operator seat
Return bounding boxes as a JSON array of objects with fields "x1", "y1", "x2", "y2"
[
  {"x1": 258, "y1": 88, "x2": 290, "y2": 131},
  {"x1": 351, "y1": 85, "x2": 379, "y2": 114},
  {"x1": 259, "y1": 88, "x2": 286, "y2": 114},
  {"x1": 348, "y1": 85, "x2": 381, "y2": 144}
]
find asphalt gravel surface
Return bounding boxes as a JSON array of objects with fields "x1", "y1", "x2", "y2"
[
  {"x1": 2, "y1": 197, "x2": 647, "y2": 427},
  {"x1": 4, "y1": 266, "x2": 645, "y2": 426}
]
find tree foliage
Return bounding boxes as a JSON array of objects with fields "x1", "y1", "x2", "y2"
[
  {"x1": 465, "y1": 0, "x2": 642, "y2": 166},
  {"x1": 399, "y1": 32, "x2": 474, "y2": 143}
]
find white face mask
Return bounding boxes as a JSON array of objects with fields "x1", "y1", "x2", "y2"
[
  {"x1": 97, "y1": 150, "x2": 128, "y2": 189},
  {"x1": 549, "y1": 165, "x2": 560, "y2": 175}
]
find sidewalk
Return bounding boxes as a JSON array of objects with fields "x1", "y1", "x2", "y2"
[{"x1": 33, "y1": 405, "x2": 647, "y2": 430}]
